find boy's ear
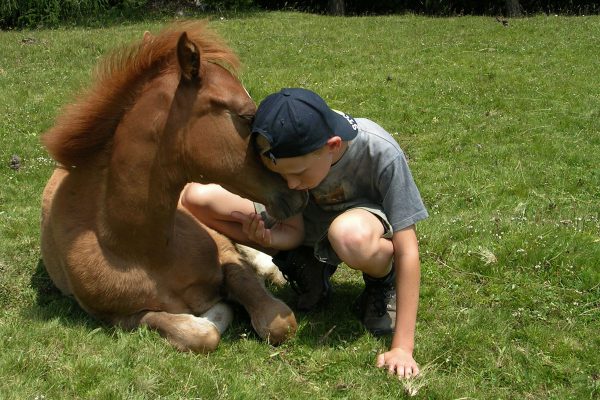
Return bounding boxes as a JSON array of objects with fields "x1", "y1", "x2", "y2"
[{"x1": 326, "y1": 136, "x2": 342, "y2": 150}]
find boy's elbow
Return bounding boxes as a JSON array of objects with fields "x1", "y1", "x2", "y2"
[
  {"x1": 286, "y1": 233, "x2": 305, "y2": 250},
  {"x1": 272, "y1": 227, "x2": 304, "y2": 251}
]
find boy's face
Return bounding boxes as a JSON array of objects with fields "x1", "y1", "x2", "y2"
[{"x1": 261, "y1": 146, "x2": 332, "y2": 191}]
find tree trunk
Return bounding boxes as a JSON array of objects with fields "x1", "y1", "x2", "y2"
[
  {"x1": 505, "y1": 0, "x2": 522, "y2": 17},
  {"x1": 328, "y1": 0, "x2": 345, "y2": 16}
]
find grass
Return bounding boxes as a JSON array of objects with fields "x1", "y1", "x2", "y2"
[{"x1": 1, "y1": 11, "x2": 599, "y2": 399}]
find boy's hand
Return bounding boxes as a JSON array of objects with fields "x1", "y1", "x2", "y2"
[
  {"x1": 231, "y1": 211, "x2": 272, "y2": 248},
  {"x1": 376, "y1": 347, "x2": 419, "y2": 379}
]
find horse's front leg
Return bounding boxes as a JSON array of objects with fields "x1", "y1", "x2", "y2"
[
  {"x1": 222, "y1": 262, "x2": 297, "y2": 344},
  {"x1": 116, "y1": 303, "x2": 233, "y2": 353}
]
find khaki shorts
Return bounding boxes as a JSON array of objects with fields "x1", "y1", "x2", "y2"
[{"x1": 255, "y1": 202, "x2": 392, "y2": 265}]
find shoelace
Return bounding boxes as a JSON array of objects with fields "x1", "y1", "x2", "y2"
[
  {"x1": 274, "y1": 251, "x2": 337, "y2": 298},
  {"x1": 365, "y1": 285, "x2": 395, "y2": 317},
  {"x1": 281, "y1": 271, "x2": 305, "y2": 294},
  {"x1": 278, "y1": 260, "x2": 311, "y2": 295}
]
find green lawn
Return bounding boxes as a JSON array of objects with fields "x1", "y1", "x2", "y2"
[{"x1": 1, "y1": 12, "x2": 598, "y2": 399}]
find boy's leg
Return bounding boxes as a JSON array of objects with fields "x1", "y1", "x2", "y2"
[
  {"x1": 327, "y1": 209, "x2": 397, "y2": 335},
  {"x1": 327, "y1": 208, "x2": 394, "y2": 276},
  {"x1": 180, "y1": 183, "x2": 256, "y2": 245}
]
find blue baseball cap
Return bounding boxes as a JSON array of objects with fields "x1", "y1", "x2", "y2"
[{"x1": 252, "y1": 88, "x2": 359, "y2": 159}]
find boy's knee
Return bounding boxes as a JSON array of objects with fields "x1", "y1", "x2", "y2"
[
  {"x1": 328, "y1": 219, "x2": 370, "y2": 251},
  {"x1": 328, "y1": 217, "x2": 377, "y2": 261},
  {"x1": 327, "y1": 211, "x2": 391, "y2": 272}
]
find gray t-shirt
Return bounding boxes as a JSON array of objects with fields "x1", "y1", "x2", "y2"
[
  {"x1": 257, "y1": 118, "x2": 428, "y2": 248},
  {"x1": 301, "y1": 118, "x2": 428, "y2": 244}
]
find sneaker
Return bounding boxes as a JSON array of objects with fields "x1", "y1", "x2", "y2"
[
  {"x1": 272, "y1": 246, "x2": 338, "y2": 311},
  {"x1": 355, "y1": 269, "x2": 396, "y2": 336}
]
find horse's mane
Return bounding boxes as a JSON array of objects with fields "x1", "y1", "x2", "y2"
[{"x1": 43, "y1": 21, "x2": 240, "y2": 167}]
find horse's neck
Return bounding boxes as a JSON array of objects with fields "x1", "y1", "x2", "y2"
[{"x1": 101, "y1": 141, "x2": 183, "y2": 253}]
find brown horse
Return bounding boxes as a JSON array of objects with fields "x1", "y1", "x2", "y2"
[{"x1": 40, "y1": 21, "x2": 306, "y2": 352}]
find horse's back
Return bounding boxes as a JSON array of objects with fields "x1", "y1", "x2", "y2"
[
  {"x1": 41, "y1": 167, "x2": 108, "y2": 299},
  {"x1": 41, "y1": 167, "x2": 72, "y2": 294}
]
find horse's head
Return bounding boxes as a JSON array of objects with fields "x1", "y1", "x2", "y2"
[
  {"x1": 42, "y1": 22, "x2": 306, "y2": 220},
  {"x1": 169, "y1": 32, "x2": 306, "y2": 219}
]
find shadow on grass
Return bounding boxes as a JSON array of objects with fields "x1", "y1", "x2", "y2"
[
  {"x1": 224, "y1": 279, "x2": 378, "y2": 348},
  {"x1": 27, "y1": 258, "x2": 101, "y2": 331},
  {"x1": 29, "y1": 257, "x2": 382, "y2": 349}
]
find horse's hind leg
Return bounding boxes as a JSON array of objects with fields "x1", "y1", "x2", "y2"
[
  {"x1": 235, "y1": 244, "x2": 286, "y2": 286},
  {"x1": 121, "y1": 302, "x2": 233, "y2": 353},
  {"x1": 222, "y1": 262, "x2": 297, "y2": 345}
]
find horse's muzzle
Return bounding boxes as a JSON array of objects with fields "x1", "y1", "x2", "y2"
[{"x1": 266, "y1": 190, "x2": 309, "y2": 221}]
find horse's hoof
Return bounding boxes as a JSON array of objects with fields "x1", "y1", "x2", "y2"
[
  {"x1": 176, "y1": 318, "x2": 222, "y2": 353},
  {"x1": 266, "y1": 313, "x2": 297, "y2": 345},
  {"x1": 143, "y1": 312, "x2": 223, "y2": 353},
  {"x1": 251, "y1": 299, "x2": 297, "y2": 345}
]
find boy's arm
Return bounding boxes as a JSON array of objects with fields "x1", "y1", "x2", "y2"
[
  {"x1": 230, "y1": 211, "x2": 304, "y2": 251},
  {"x1": 376, "y1": 225, "x2": 421, "y2": 378}
]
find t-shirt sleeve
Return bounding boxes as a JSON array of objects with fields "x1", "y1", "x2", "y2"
[{"x1": 378, "y1": 151, "x2": 429, "y2": 232}]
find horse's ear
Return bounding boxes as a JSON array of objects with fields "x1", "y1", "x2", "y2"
[
  {"x1": 143, "y1": 31, "x2": 153, "y2": 42},
  {"x1": 177, "y1": 32, "x2": 200, "y2": 82}
]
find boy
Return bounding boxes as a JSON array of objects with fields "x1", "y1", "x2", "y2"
[{"x1": 181, "y1": 88, "x2": 428, "y2": 378}]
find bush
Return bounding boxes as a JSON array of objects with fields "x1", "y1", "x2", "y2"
[
  {"x1": 2, "y1": 0, "x2": 597, "y2": 29},
  {"x1": 0, "y1": 0, "x2": 148, "y2": 29},
  {"x1": 254, "y1": 0, "x2": 600, "y2": 16},
  {"x1": 198, "y1": 0, "x2": 255, "y2": 12},
  {"x1": 0, "y1": 0, "x2": 260, "y2": 29}
]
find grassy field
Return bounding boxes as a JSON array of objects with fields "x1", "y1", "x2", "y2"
[{"x1": 1, "y1": 11, "x2": 599, "y2": 399}]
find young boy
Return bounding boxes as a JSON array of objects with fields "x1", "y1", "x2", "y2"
[{"x1": 181, "y1": 88, "x2": 428, "y2": 378}]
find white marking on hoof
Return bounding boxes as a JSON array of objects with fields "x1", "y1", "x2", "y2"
[
  {"x1": 201, "y1": 302, "x2": 233, "y2": 334},
  {"x1": 235, "y1": 244, "x2": 286, "y2": 286}
]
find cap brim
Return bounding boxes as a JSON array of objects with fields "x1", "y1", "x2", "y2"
[{"x1": 331, "y1": 111, "x2": 359, "y2": 141}]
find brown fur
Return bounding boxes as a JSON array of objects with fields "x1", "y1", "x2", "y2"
[{"x1": 40, "y1": 21, "x2": 306, "y2": 352}]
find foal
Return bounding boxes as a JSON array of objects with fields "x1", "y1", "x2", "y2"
[{"x1": 41, "y1": 22, "x2": 306, "y2": 352}]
